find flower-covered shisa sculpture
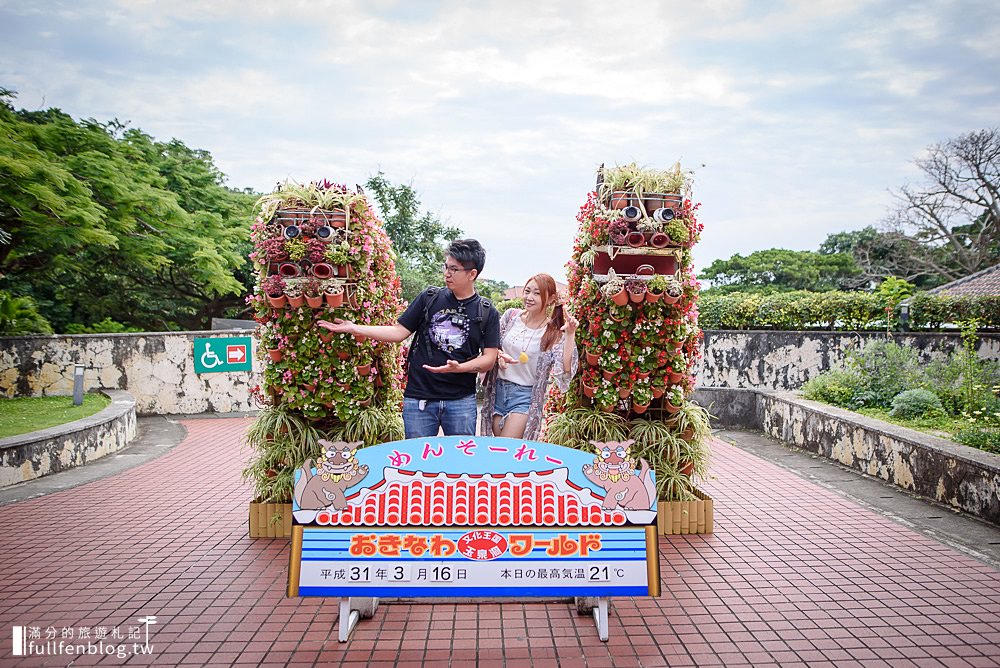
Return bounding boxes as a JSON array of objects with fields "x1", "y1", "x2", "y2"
[
  {"x1": 243, "y1": 180, "x2": 405, "y2": 520},
  {"x1": 545, "y1": 163, "x2": 713, "y2": 517}
]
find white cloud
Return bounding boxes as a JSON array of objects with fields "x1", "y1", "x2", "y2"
[{"x1": 1, "y1": 0, "x2": 998, "y2": 285}]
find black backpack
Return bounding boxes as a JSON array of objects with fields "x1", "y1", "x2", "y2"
[{"x1": 413, "y1": 287, "x2": 494, "y2": 361}]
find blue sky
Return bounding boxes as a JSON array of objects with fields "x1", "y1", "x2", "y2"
[{"x1": 2, "y1": 0, "x2": 998, "y2": 286}]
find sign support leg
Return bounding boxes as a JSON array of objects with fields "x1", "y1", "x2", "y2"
[
  {"x1": 593, "y1": 597, "x2": 609, "y2": 642},
  {"x1": 337, "y1": 597, "x2": 378, "y2": 642},
  {"x1": 575, "y1": 596, "x2": 610, "y2": 642}
]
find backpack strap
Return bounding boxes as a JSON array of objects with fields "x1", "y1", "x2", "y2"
[{"x1": 418, "y1": 287, "x2": 446, "y2": 359}]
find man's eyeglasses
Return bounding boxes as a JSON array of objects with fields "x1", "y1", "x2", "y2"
[{"x1": 443, "y1": 264, "x2": 470, "y2": 276}]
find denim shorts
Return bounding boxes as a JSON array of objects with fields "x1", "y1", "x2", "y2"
[{"x1": 493, "y1": 378, "x2": 533, "y2": 417}]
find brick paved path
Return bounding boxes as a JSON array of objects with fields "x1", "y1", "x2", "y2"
[{"x1": 0, "y1": 417, "x2": 998, "y2": 667}]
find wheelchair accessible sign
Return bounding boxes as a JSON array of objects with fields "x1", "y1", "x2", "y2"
[{"x1": 193, "y1": 336, "x2": 253, "y2": 374}]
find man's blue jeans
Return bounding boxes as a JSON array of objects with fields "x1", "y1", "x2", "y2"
[{"x1": 402, "y1": 395, "x2": 478, "y2": 438}]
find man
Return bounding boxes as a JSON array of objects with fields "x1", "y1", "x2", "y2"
[{"x1": 318, "y1": 239, "x2": 500, "y2": 438}]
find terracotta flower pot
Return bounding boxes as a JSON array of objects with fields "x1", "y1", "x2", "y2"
[
  {"x1": 679, "y1": 460, "x2": 695, "y2": 476},
  {"x1": 582, "y1": 383, "x2": 596, "y2": 398},
  {"x1": 353, "y1": 333, "x2": 366, "y2": 343},
  {"x1": 667, "y1": 370, "x2": 684, "y2": 384},
  {"x1": 267, "y1": 294, "x2": 287, "y2": 309},
  {"x1": 652, "y1": 386, "x2": 665, "y2": 399},
  {"x1": 311, "y1": 263, "x2": 335, "y2": 279},
  {"x1": 356, "y1": 363, "x2": 371, "y2": 376},
  {"x1": 610, "y1": 191, "x2": 631, "y2": 209},
  {"x1": 325, "y1": 291, "x2": 344, "y2": 307},
  {"x1": 610, "y1": 288, "x2": 629, "y2": 307},
  {"x1": 602, "y1": 369, "x2": 617, "y2": 381},
  {"x1": 585, "y1": 351, "x2": 600, "y2": 367},
  {"x1": 636, "y1": 371, "x2": 650, "y2": 380},
  {"x1": 625, "y1": 231, "x2": 645, "y2": 248},
  {"x1": 646, "y1": 290, "x2": 662, "y2": 303},
  {"x1": 318, "y1": 331, "x2": 334, "y2": 344},
  {"x1": 644, "y1": 194, "x2": 665, "y2": 212},
  {"x1": 633, "y1": 402, "x2": 649, "y2": 415},
  {"x1": 662, "y1": 292, "x2": 681, "y2": 305},
  {"x1": 287, "y1": 294, "x2": 306, "y2": 308},
  {"x1": 618, "y1": 386, "x2": 631, "y2": 399},
  {"x1": 303, "y1": 383, "x2": 316, "y2": 392},
  {"x1": 649, "y1": 232, "x2": 670, "y2": 248},
  {"x1": 306, "y1": 295, "x2": 324, "y2": 308},
  {"x1": 337, "y1": 351, "x2": 350, "y2": 361},
  {"x1": 664, "y1": 400, "x2": 682, "y2": 414},
  {"x1": 628, "y1": 288, "x2": 646, "y2": 303},
  {"x1": 278, "y1": 263, "x2": 302, "y2": 278},
  {"x1": 266, "y1": 349, "x2": 283, "y2": 363},
  {"x1": 328, "y1": 210, "x2": 348, "y2": 227}
]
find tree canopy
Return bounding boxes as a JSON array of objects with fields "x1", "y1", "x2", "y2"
[
  {"x1": 0, "y1": 89, "x2": 255, "y2": 332},
  {"x1": 364, "y1": 171, "x2": 462, "y2": 302},
  {"x1": 698, "y1": 248, "x2": 861, "y2": 293}
]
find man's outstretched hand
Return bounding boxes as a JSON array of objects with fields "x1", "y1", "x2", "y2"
[
  {"x1": 317, "y1": 319, "x2": 354, "y2": 334},
  {"x1": 422, "y1": 360, "x2": 462, "y2": 374}
]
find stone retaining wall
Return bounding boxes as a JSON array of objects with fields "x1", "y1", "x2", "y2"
[
  {"x1": 0, "y1": 390, "x2": 137, "y2": 487},
  {"x1": 695, "y1": 387, "x2": 1000, "y2": 525},
  {"x1": 2, "y1": 329, "x2": 999, "y2": 414},
  {"x1": 0, "y1": 330, "x2": 260, "y2": 414},
  {"x1": 697, "y1": 330, "x2": 1000, "y2": 389}
]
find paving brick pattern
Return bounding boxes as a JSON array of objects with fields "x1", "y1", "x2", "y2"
[{"x1": 0, "y1": 417, "x2": 998, "y2": 667}]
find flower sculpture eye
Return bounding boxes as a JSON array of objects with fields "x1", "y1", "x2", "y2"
[
  {"x1": 341, "y1": 449, "x2": 351, "y2": 460},
  {"x1": 601, "y1": 447, "x2": 612, "y2": 460},
  {"x1": 615, "y1": 447, "x2": 626, "y2": 458}
]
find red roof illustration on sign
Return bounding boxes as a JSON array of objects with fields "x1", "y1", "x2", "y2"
[{"x1": 313, "y1": 468, "x2": 628, "y2": 527}]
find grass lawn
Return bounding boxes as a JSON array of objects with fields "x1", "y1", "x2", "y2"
[
  {"x1": 0, "y1": 394, "x2": 111, "y2": 439},
  {"x1": 853, "y1": 406, "x2": 1000, "y2": 453},
  {"x1": 854, "y1": 406, "x2": 966, "y2": 440}
]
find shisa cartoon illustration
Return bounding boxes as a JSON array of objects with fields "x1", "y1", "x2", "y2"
[
  {"x1": 294, "y1": 439, "x2": 369, "y2": 512},
  {"x1": 582, "y1": 440, "x2": 656, "y2": 511}
]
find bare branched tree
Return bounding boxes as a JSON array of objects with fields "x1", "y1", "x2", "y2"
[{"x1": 864, "y1": 129, "x2": 1000, "y2": 285}]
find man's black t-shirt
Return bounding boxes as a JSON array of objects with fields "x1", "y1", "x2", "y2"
[{"x1": 398, "y1": 288, "x2": 501, "y2": 400}]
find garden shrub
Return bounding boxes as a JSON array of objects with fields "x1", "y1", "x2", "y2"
[
  {"x1": 697, "y1": 290, "x2": 1000, "y2": 331},
  {"x1": 953, "y1": 425, "x2": 1000, "y2": 454},
  {"x1": 889, "y1": 389, "x2": 945, "y2": 419},
  {"x1": 844, "y1": 339, "x2": 923, "y2": 408},
  {"x1": 802, "y1": 369, "x2": 861, "y2": 407}
]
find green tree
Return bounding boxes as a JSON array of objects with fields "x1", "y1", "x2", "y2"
[
  {"x1": 698, "y1": 248, "x2": 861, "y2": 293},
  {"x1": 364, "y1": 171, "x2": 462, "y2": 302},
  {"x1": 0, "y1": 89, "x2": 255, "y2": 331},
  {"x1": 476, "y1": 278, "x2": 510, "y2": 303},
  {"x1": 0, "y1": 290, "x2": 51, "y2": 334}
]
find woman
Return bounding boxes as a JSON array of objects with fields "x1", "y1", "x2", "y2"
[{"x1": 481, "y1": 273, "x2": 578, "y2": 440}]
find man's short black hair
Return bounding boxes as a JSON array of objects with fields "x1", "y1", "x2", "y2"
[{"x1": 446, "y1": 239, "x2": 486, "y2": 276}]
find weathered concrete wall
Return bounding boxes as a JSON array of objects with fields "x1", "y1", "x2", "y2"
[
  {"x1": 694, "y1": 387, "x2": 1000, "y2": 525},
  {"x1": 697, "y1": 330, "x2": 1000, "y2": 390},
  {"x1": 2, "y1": 329, "x2": 998, "y2": 413},
  {"x1": 0, "y1": 330, "x2": 260, "y2": 414},
  {"x1": 0, "y1": 389, "x2": 137, "y2": 487}
]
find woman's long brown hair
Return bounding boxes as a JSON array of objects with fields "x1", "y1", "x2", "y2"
[{"x1": 525, "y1": 273, "x2": 565, "y2": 352}]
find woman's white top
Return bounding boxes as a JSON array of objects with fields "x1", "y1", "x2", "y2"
[{"x1": 498, "y1": 315, "x2": 546, "y2": 387}]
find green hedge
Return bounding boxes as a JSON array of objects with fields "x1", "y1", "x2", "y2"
[{"x1": 698, "y1": 291, "x2": 1000, "y2": 331}]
